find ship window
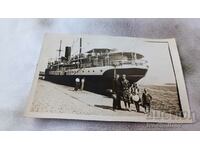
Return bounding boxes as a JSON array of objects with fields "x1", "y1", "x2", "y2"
[
  {"x1": 82, "y1": 71, "x2": 84, "y2": 73},
  {"x1": 88, "y1": 70, "x2": 90, "y2": 72},
  {"x1": 93, "y1": 70, "x2": 95, "y2": 72},
  {"x1": 100, "y1": 70, "x2": 103, "y2": 72}
]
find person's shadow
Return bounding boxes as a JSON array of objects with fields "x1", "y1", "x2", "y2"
[{"x1": 94, "y1": 105, "x2": 127, "y2": 111}]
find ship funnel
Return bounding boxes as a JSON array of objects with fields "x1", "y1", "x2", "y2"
[{"x1": 65, "y1": 46, "x2": 71, "y2": 61}]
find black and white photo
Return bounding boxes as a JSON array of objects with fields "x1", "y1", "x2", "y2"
[{"x1": 25, "y1": 34, "x2": 192, "y2": 123}]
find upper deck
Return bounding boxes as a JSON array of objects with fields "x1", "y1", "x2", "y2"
[{"x1": 47, "y1": 48, "x2": 148, "y2": 71}]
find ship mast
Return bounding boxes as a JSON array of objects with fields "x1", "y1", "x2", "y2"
[
  {"x1": 79, "y1": 38, "x2": 82, "y2": 68},
  {"x1": 57, "y1": 40, "x2": 62, "y2": 59},
  {"x1": 79, "y1": 38, "x2": 82, "y2": 54}
]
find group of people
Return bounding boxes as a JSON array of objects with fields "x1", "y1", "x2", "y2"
[
  {"x1": 112, "y1": 74, "x2": 152, "y2": 113},
  {"x1": 74, "y1": 77, "x2": 85, "y2": 91},
  {"x1": 73, "y1": 74, "x2": 152, "y2": 114}
]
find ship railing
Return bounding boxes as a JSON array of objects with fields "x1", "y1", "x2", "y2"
[
  {"x1": 75, "y1": 59, "x2": 148, "y2": 68},
  {"x1": 110, "y1": 59, "x2": 148, "y2": 66},
  {"x1": 60, "y1": 59, "x2": 148, "y2": 69}
]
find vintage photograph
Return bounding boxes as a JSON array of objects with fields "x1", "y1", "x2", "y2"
[{"x1": 25, "y1": 34, "x2": 192, "y2": 123}]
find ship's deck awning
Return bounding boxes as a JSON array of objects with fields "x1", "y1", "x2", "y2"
[
  {"x1": 86, "y1": 48, "x2": 115, "y2": 53},
  {"x1": 86, "y1": 49, "x2": 144, "y2": 59}
]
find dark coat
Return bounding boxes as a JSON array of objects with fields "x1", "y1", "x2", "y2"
[
  {"x1": 121, "y1": 79, "x2": 130, "y2": 91},
  {"x1": 121, "y1": 79, "x2": 130, "y2": 102},
  {"x1": 142, "y1": 93, "x2": 152, "y2": 106},
  {"x1": 113, "y1": 78, "x2": 122, "y2": 93}
]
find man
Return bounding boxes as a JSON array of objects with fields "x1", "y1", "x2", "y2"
[
  {"x1": 80, "y1": 77, "x2": 85, "y2": 91},
  {"x1": 74, "y1": 77, "x2": 80, "y2": 91},
  {"x1": 112, "y1": 74, "x2": 122, "y2": 111},
  {"x1": 141, "y1": 88, "x2": 152, "y2": 113},
  {"x1": 121, "y1": 74, "x2": 131, "y2": 111}
]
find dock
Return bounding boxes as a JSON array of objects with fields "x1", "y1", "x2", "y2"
[{"x1": 30, "y1": 79, "x2": 184, "y2": 122}]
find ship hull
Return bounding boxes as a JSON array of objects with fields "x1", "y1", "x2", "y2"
[{"x1": 44, "y1": 67, "x2": 148, "y2": 95}]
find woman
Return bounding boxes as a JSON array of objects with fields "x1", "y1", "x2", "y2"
[
  {"x1": 121, "y1": 74, "x2": 131, "y2": 111},
  {"x1": 130, "y1": 83, "x2": 141, "y2": 112}
]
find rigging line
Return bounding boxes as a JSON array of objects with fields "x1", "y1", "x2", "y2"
[{"x1": 71, "y1": 38, "x2": 80, "y2": 56}]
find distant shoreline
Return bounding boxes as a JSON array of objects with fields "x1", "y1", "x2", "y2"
[{"x1": 140, "y1": 83, "x2": 176, "y2": 87}]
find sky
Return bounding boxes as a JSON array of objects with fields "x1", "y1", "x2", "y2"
[{"x1": 40, "y1": 34, "x2": 176, "y2": 85}]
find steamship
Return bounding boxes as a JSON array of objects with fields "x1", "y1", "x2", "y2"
[{"x1": 42, "y1": 38, "x2": 149, "y2": 95}]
